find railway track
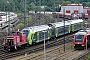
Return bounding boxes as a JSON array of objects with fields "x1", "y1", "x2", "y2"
[
  {"x1": 72, "y1": 50, "x2": 90, "y2": 60},
  {"x1": 17, "y1": 42, "x2": 74, "y2": 60},
  {"x1": 8, "y1": 43, "x2": 87, "y2": 60},
  {"x1": 0, "y1": 32, "x2": 74, "y2": 60},
  {"x1": 53, "y1": 50, "x2": 86, "y2": 60},
  {"x1": 0, "y1": 16, "x2": 89, "y2": 60}
]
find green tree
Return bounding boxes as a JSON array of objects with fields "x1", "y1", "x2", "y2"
[
  {"x1": 0, "y1": 0, "x2": 90, "y2": 12},
  {"x1": 83, "y1": 2, "x2": 88, "y2": 7},
  {"x1": 86, "y1": 55, "x2": 90, "y2": 60},
  {"x1": 62, "y1": 1, "x2": 71, "y2": 5}
]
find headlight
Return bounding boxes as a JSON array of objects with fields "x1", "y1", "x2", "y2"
[{"x1": 82, "y1": 45, "x2": 85, "y2": 46}]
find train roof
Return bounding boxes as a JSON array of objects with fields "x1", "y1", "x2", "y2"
[
  {"x1": 48, "y1": 21, "x2": 71, "y2": 28},
  {"x1": 21, "y1": 28, "x2": 30, "y2": 32},
  {"x1": 23, "y1": 25, "x2": 51, "y2": 32},
  {"x1": 51, "y1": 22, "x2": 63, "y2": 27},
  {"x1": 79, "y1": 28, "x2": 90, "y2": 32},
  {"x1": 75, "y1": 31, "x2": 87, "y2": 35},
  {"x1": 75, "y1": 28, "x2": 90, "y2": 35},
  {"x1": 23, "y1": 21, "x2": 70, "y2": 32},
  {"x1": 65, "y1": 21, "x2": 71, "y2": 25},
  {"x1": 70, "y1": 19, "x2": 83, "y2": 24},
  {"x1": 22, "y1": 19, "x2": 83, "y2": 32},
  {"x1": 28, "y1": 25, "x2": 50, "y2": 32}
]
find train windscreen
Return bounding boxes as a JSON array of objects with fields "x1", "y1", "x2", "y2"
[
  {"x1": 75, "y1": 35, "x2": 84, "y2": 42},
  {"x1": 22, "y1": 30, "x2": 29, "y2": 38}
]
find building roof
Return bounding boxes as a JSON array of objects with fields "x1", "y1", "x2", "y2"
[
  {"x1": 61, "y1": 4, "x2": 83, "y2": 6},
  {"x1": 83, "y1": 8, "x2": 90, "y2": 10}
]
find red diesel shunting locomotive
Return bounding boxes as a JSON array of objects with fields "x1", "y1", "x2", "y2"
[{"x1": 4, "y1": 31, "x2": 26, "y2": 51}]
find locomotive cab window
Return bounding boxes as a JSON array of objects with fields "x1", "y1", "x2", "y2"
[
  {"x1": 17, "y1": 32, "x2": 20, "y2": 36},
  {"x1": 22, "y1": 30, "x2": 29, "y2": 38},
  {"x1": 75, "y1": 35, "x2": 84, "y2": 42},
  {"x1": 12, "y1": 32, "x2": 15, "y2": 36}
]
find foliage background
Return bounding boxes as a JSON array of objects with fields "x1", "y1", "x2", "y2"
[{"x1": 0, "y1": 0, "x2": 90, "y2": 12}]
